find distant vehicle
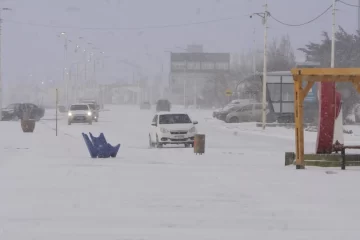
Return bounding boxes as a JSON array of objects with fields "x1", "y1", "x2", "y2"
[
  {"x1": 87, "y1": 102, "x2": 99, "y2": 122},
  {"x1": 225, "y1": 103, "x2": 271, "y2": 123},
  {"x1": 79, "y1": 99, "x2": 100, "y2": 121},
  {"x1": 355, "y1": 105, "x2": 360, "y2": 123},
  {"x1": 67, "y1": 104, "x2": 93, "y2": 125},
  {"x1": 156, "y1": 99, "x2": 171, "y2": 112},
  {"x1": 58, "y1": 105, "x2": 67, "y2": 113},
  {"x1": 149, "y1": 112, "x2": 198, "y2": 148},
  {"x1": 1, "y1": 103, "x2": 45, "y2": 121},
  {"x1": 79, "y1": 99, "x2": 100, "y2": 110},
  {"x1": 140, "y1": 101, "x2": 151, "y2": 110}
]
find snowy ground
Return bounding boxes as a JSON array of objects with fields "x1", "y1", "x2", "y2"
[{"x1": 1, "y1": 105, "x2": 360, "y2": 239}]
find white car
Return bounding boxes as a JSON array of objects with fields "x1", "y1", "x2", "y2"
[
  {"x1": 149, "y1": 112, "x2": 198, "y2": 148},
  {"x1": 68, "y1": 104, "x2": 93, "y2": 125}
]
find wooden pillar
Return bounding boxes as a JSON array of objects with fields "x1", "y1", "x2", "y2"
[{"x1": 294, "y1": 76, "x2": 305, "y2": 169}]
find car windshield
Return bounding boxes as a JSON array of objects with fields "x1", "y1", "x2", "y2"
[
  {"x1": 6, "y1": 104, "x2": 16, "y2": 109},
  {"x1": 70, "y1": 105, "x2": 88, "y2": 111},
  {"x1": 226, "y1": 106, "x2": 239, "y2": 112},
  {"x1": 159, "y1": 114, "x2": 192, "y2": 124},
  {"x1": 157, "y1": 100, "x2": 169, "y2": 106}
]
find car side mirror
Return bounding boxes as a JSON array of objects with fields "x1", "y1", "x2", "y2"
[
  {"x1": 151, "y1": 122, "x2": 157, "y2": 126},
  {"x1": 193, "y1": 121, "x2": 198, "y2": 125}
]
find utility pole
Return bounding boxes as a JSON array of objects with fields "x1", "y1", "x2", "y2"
[
  {"x1": 262, "y1": 1, "x2": 268, "y2": 130},
  {"x1": 252, "y1": 28, "x2": 256, "y2": 81},
  {"x1": 93, "y1": 58, "x2": 96, "y2": 84},
  {"x1": 194, "y1": 78, "x2": 197, "y2": 109},
  {"x1": 0, "y1": 10, "x2": 3, "y2": 121},
  {"x1": 68, "y1": 68, "x2": 71, "y2": 104},
  {"x1": 75, "y1": 63, "x2": 79, "y2": 102},
  {"x1": 183, "y1": 60, "x2": 186, "y2": 108},
  {"x1": 251, "y1": 2, "x2": 268, "y2": 130},
  {"x1": 331, "y1": 0, "x2": 336, "y2": 68},
  {"x1": 56, "y1": 88, "x2": 58, "y2": 136},
  {"x1": 358, "y1": 0, "x2": 360, "y2": 31},
  {"x1": 60, "y1": 32, "x2": 68, "y2": 108},
  {"x1": 0, "y1": 8, "x2": 11, "y2": 121}
]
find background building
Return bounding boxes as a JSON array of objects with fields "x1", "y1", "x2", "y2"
[{"x1": 169, "y1": 45, "x2": 230, "y2": 107}]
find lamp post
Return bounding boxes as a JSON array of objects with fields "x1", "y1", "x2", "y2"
[
  {"x1": 0, "y1": 7, "x2": 12, "y2": 120},
  {"x1": 59, "y1": 32, "x2": 69, "y2": 108}
]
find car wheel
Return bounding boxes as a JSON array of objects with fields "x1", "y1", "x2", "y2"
[
  {"x1": 95, "y1": 118, "x2": 98, "y2": 122},
  {"x1": 68, "y1": 121, "x2": 71, "y2": 125},
  {"x1": 88, "y1": 121, "x2": 92, "y2": 125},
  {"x1": 149, "y1": 135, "x2": 155, "y2": 148},
  {"x1": 229, "y1": 117, "x2": 239, "y2": 123},
  {"x1": 184, "y1": 143, "x2": 190, "y2": 148},
  {"x1": 156, "y1": 135, "x2": 162, "y2": 148}
]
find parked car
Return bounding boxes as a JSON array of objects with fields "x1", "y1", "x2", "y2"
[
  {"x1": 225, "y1": 103, "x2": 272, "y2": 123},
  {"x1": 156, "y1": 99, "x2": 171, "y2": 112},
  {"x1": 229, "y1": 99, "x2": 257, "y2": 105},
  {"x1": 149, "y1": 112, "x2": 198, "y2": 148},
  {"x1": 213, "y1": 99, "x2": 257, "y2": 118},
  {"x1": 67, "y1": 104, "x2": 93, "y2": 125},
  {"x1": 213, "y1": 107, "x2": 224, "y2": 118},
  {"x1": 140, "y1": 101, "x2": 151, "y2": 109},
  {"x1": 215, "y1": 104, "x2": 245, "y2": 121},
  {"x1": 1, "y1": 103, "x2": 20, "y2": 121},
  {"x1": 1, "y1": 103, "x2": 45, "y2": 121}
]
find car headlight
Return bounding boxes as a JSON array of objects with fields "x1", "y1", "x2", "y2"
[
  {"x1": 189, "y1": 127, "x2": 196, "y2": 133},
  {"x1": 160, "y1": 127, "x2": 169, "y2": 133},
  {"x1": 87, "y1": 111, "x2": 92, "y2": 116},
  {"x1": 68, "y1": 112, "x2": 72, "y2": 116}
]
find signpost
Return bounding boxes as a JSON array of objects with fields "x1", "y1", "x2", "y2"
[
  {"x1": 225, "y1": 89, "x2": 232, "y2": 103},
  {"x1": 225, "y1": 89, "x2": 232, "y2": 96},
  {"x1": 303, "y1": 82, "x2": 317, "y2": 102}
]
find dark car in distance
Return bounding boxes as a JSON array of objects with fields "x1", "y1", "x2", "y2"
[
  {"x1": 1, "y1": 103, "x2": 45, "y2": 121},
  {"x1": 140, "y1": 101, "x2": 151, "y2": 110},
  {"x1": 156, "y1": 99, "x2": 171, "y2": 112}
]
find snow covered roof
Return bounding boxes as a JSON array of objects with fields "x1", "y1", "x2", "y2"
[{"x1": 156, "y1": 111, "x2": 190, "y2": 115}]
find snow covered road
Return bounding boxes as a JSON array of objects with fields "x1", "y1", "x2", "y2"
[{"x1": 1, "y1": 105, "x2": 360, "y2": 239}]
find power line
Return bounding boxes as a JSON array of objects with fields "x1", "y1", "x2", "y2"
[
  {"x1": 2, "y1": 16, "x2": 239, "y2": 31},
  {"x1": 269, "y1": 4, "x2": 333, "y2": 27},
  {"x1": 338, "y1": 0, "x2": 360, "y2": 7}
]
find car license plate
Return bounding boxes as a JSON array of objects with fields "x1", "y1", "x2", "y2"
[{"x1": 174, "y1": 135, "x2": 184, "y2": 138}]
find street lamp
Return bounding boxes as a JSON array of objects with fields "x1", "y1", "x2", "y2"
[
  {"x1": 0, "y1": 7, "x2": 12, "y2": 120},
  {"x1": 59, "y1": 32, "x2": 69, "y2": 108}
]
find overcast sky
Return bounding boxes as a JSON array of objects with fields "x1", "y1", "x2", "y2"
[{"x1": 1, "y1": 0, "x2": 359, "y2": 90}]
